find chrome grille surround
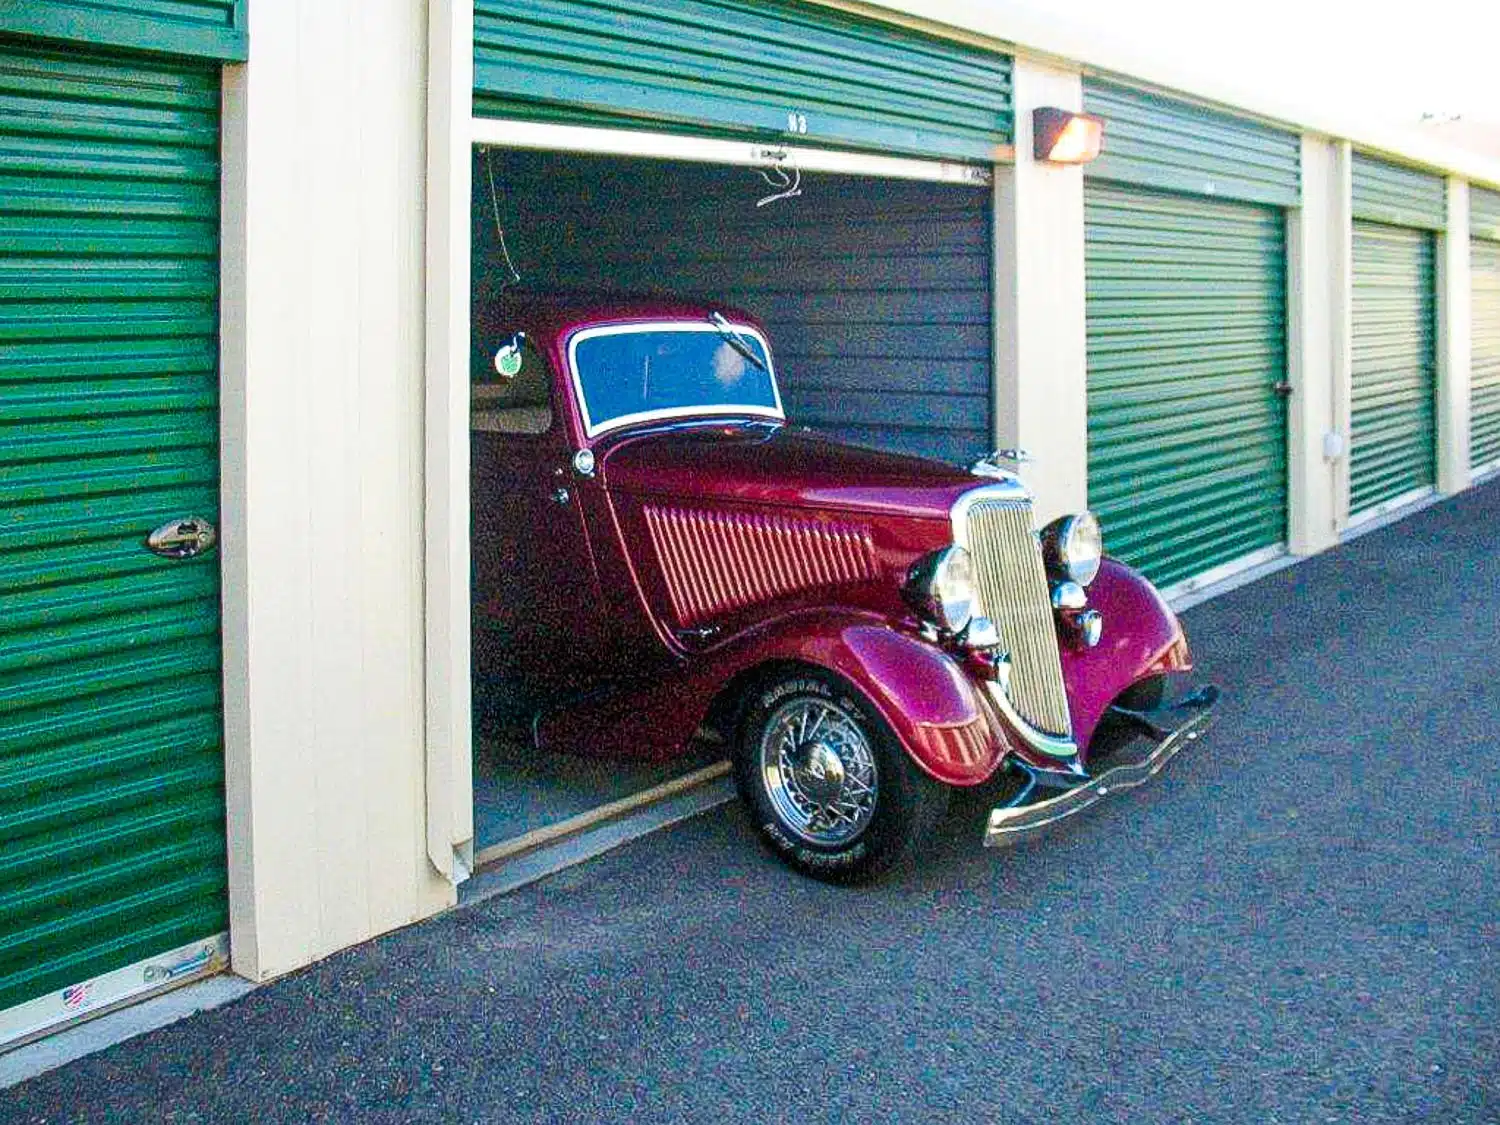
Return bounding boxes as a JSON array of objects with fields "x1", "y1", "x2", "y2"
[{"x1": 952, "y1": 484, "x2": 1074, "y2": 741}]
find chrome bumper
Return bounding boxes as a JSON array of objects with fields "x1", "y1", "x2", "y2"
[{"x1": 984, "y1": 684, "x2": 1220, "y2": 846}]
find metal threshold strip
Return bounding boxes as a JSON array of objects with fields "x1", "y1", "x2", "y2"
[
  {"x1": 0, "y1": 935, "x2": 228, "y2": 1055},
  {"x1": 472, "y1": 760, "x2": 731, "y2": 869}
]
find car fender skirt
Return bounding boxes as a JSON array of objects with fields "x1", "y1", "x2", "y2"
[
  {"x1": 533, "y1": 612, "x2": 1014, "y2": 786},
  {"x1": 1061, "y1": 557, "x2": 1194, "y2": 753}
]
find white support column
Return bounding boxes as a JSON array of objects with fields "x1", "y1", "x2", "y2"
[
  {"x1": 992, "y1": 59, "x2": 1088, "y2": 527},
  {"x1": 424, "y1": 0, "x2": 476, "y2": 885},
  {"x1": 1284, "y1": 137, "x2": 1342, "y2": 555},
  {"x1": 1330, "y1": 141, "x2": 1356, "y2": 532},
  {"x1": 1437, "y1": 178, "x2": 1472, "y2": 493},
  {"x1": 220, "y1": 0, "x2": 453, "y2": 985}
]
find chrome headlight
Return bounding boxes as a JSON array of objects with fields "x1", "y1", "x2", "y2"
[
  {"x1": 1041, "y1": 511, "x2": 1103, "y2": 588},
  {"x1": 903, "y1": 546, "x2": 976, "y2": 634}
]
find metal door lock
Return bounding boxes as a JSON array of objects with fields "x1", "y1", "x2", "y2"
[{"x1": 146, "y1": 517, "x2": 217, "y2": 559}]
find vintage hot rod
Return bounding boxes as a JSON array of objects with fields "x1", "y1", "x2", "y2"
[{"x1": 471, "y1": 295, "x2": 1216, "y2": 883}]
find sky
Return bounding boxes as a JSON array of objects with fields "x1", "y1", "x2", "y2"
[{"x1": 1008, "y1": 0, "x2": 1500, "y2": 123}]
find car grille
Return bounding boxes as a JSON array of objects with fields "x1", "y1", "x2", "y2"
[{"x1": 961, "y1": 496, "x2": 1073, "y2": 737}]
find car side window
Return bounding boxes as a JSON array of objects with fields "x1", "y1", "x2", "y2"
[{"x1": 471, "y1": 330, "x2": 554, "y2": 436}]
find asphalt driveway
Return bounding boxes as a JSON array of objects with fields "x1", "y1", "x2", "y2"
[{"x1": 7, "y1": 482, "x2": 1499, "y2": 1123}]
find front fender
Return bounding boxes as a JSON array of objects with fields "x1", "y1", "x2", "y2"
[
  {"x1": 1061, "y1": 556, "x2": 1193, "y2": 754},
  {"x1": 534, "y1": 610, "x2": 1015, "y2": 787}
]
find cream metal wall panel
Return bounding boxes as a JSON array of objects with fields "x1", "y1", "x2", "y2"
[
  {"x1": 1351, "y1": 152, "x2": 1447, "y2": 230},
  {"x1": 1284, "y1": 137, "x2": 1341, "y2": 555},
  {"x1": 992, "y1": 59, "x2": 1088, "y2": 527},
  {"x1": 221, "y1": 0, "x2": 452, "y2": 985},
  {"x1": 1437, "y1": 178, "x2": 1471, "y2": 493}
]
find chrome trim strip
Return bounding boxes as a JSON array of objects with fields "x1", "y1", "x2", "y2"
[
  {"x1": 566, "y1": 321, "x2": 786, "y2": 439},
  {"x1": 984, "y1": 688, "x2": 1217, "y2": 845},
  {"x1": 949, "y1": 479, "x2": 1032, "y2": 542},
  {"x1": 982, "y1": 677, "x2": 1078, "y2": 760}
]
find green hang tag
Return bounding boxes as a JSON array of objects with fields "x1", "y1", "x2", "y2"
[{"x1": 494, "y1": 345, "x2": 523, "y2": 379}]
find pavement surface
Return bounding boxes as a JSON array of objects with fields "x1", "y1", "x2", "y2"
[{"x1": 6, "y1": 482, "x2": 1499, "y2": 1123}]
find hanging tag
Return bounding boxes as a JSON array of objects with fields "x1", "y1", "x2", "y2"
[{"x1": 494, "y1": 343, "x2": 523, "y2": 379}]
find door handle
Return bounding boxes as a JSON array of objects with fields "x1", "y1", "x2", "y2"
[
  {"x1": 146, "y1": 517, "x2": 217, "y2": 559},
  {"x1": 1272, "y1": 381, "x2": 1294, "y2": 398}
]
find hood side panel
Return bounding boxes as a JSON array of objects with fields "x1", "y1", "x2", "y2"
[{"x1": 644, "y1": 504, "x2": 880, "y2": 628}]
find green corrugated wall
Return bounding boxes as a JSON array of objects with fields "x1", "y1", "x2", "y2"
[
  {"x1": 1351, "y1": 153, "x2": 1446, "y2": 230},
  {"x1": 1472, "y1": 233, "x2": 1500, "y2": 470},
  {"x1": 0, "y1": 2, "x2": 246, "y2": 61},
  {"x1": 473, "y1": 0, "x2": 1013, "y2": 162},
  {"x1": 1473, "y1": 185, "x2": 1500, "y2": 242},
  {"x1": 1350, "y1": 222, "x2": 1437, "y2": 512},
  {"x1": 1085, "y1": 184, "x2": 1288, "y2": 587},
  {"x1": 0, "y1": 41, "x2": 227, "y2": 1015},
  {"x1": 1083, "y1": 79, "x2": 1301, "y2": 207}
]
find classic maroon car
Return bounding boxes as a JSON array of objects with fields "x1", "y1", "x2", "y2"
[{"x1": 472, "y1": 295, "x2": 1216, "y2": 883}]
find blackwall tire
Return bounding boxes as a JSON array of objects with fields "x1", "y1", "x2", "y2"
[{"x1": 732, "y1": 670, "x2": 948, "y2": 885}]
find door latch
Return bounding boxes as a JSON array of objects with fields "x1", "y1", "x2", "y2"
[
  {"x1": 1272, "y1": 381, "x2": 1294, "y2": 398},
  {"x1": 146, "y1": 517, "x2": 217, "y2": 560}
]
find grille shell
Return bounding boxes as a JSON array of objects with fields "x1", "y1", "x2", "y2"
[{"x1": 958, "y1": 495, "x2": 1073, "y2": 737}]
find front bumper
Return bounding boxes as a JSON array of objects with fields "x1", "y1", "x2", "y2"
[{"x1": 984, "y1": 683, "x2": 1219, "y2": 846}]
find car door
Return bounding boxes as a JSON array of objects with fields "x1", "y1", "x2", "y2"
[{"x1": 471, "y1": 331, "x2": 606, "y2": 707}]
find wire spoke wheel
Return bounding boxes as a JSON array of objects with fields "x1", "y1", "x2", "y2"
[{"x1": 758, "y1": 696, "x2": 879, "y2": 846}]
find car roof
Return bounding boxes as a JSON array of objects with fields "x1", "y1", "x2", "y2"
[{"x1": 473, "y1": 289, "x2": 765, "y2": 344}]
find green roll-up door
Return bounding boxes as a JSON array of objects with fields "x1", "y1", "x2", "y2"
[
  {"x1": 1471, "y1": 235, "x2": 1500, "y2": 470},
  {"x1": 1349, "y1": 222, "x2": 1436, "y2": 514},
  {"x1": 0, "y1": 40, "x2": 226, "y2": 1028},
  {"x1": 473, "y1": 0, "x2": 1013, "y2": 162},
  {"x1": 1086, "y1": 183, "x2": 1288, "y2": 588}
]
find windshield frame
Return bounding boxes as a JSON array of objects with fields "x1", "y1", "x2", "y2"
[{"x1": 566, "y1": 320, "x2": 785, "y2": 439}]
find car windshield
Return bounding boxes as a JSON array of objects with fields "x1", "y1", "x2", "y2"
[{"x1": 569, "y1": 321, "x2": 783, "y2": 437}]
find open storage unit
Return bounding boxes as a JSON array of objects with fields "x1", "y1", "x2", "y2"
[{"x1": 464, "y1": 0, "x2": 1009, "y2": 866}]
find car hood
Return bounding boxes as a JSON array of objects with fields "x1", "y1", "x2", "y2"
[{"x1": 599, "y1": 422, "x2": 987, "y2": 521}]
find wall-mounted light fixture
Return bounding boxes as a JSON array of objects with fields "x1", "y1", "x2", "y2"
[{"x1": 1033, "y1": 107, "x2": 1105, "y2": 165}]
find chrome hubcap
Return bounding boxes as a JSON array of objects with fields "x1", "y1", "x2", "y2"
[{"x1": 759, "y1": 697, "x2": 878, "y2": 845}]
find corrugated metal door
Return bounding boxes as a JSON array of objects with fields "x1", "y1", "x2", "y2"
[
  {"x1": 0, "y1": 41, "x2": 226, "y2": 1023},
  {"x1": 476, "y1": 150, "x2": 992, "y2": 464},
  {"x1": 473, "y1": 0, "x2": 1013, "y2": 162},
  {"x1": 1084, "y1": 183, "x2": 1289, "y2": 588},
  {"x1": 1471, "y1": 236, "x2": 1500, "y2": 471},
  {"x1": 1349, "y1": 222, "x2": 1436, "y2": 513}
]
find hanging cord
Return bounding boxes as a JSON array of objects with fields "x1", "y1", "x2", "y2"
[
  {"x1": 755, "y1": 158, "x2": 802, "y2": 208},
  {"x1": 484, "y1": 149, "x2": 522, "y2": 289}
]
